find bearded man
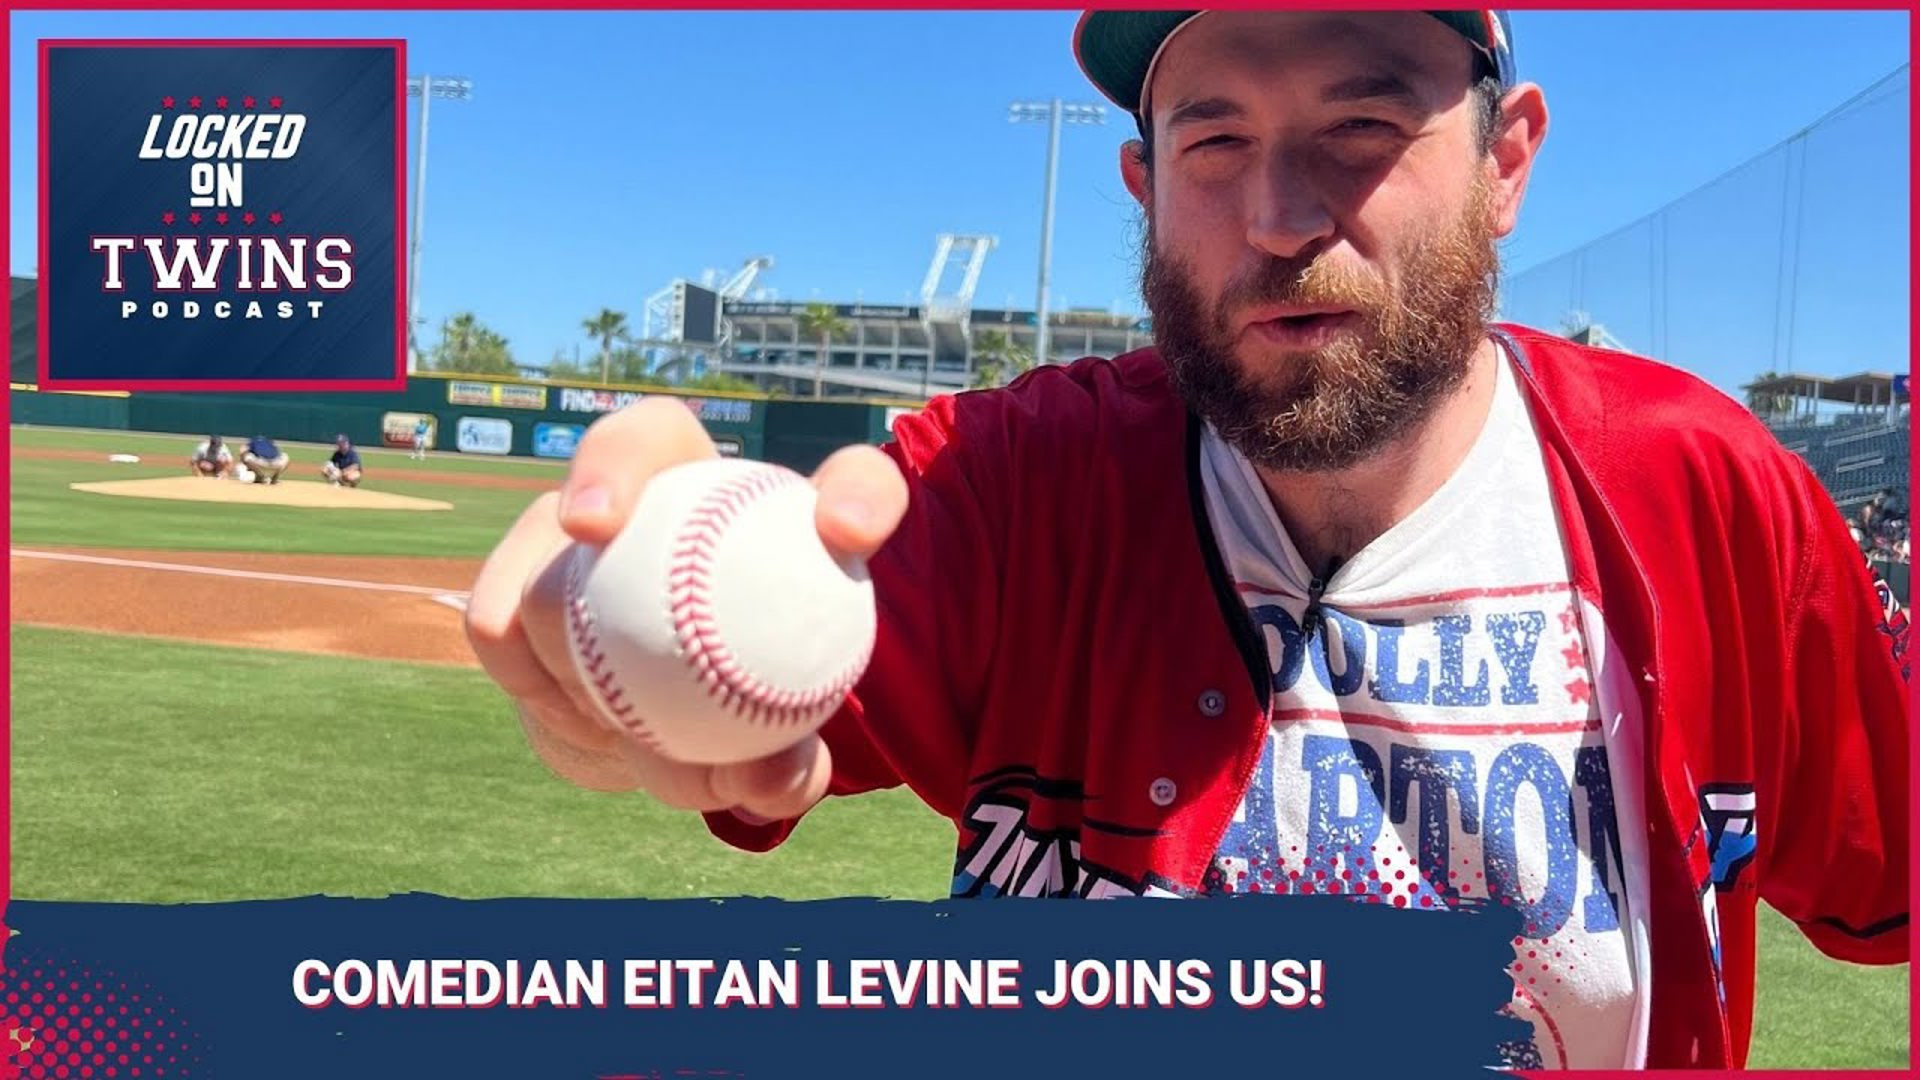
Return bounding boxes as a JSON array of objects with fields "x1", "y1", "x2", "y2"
[{"x1": 465, "y1": 11, "x2": 1907, "y2": 1069}]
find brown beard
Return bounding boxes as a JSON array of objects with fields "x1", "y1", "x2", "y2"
[{"x1": 1142, "y1": 182, "x2": 1499, "y2": 472}]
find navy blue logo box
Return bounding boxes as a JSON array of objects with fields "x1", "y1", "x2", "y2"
[{"x1": 38, "y1": 40, "x2": 405, "y2": 390}]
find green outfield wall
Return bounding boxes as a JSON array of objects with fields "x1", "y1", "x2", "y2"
[{"x1": 10, "y1": 373, "x2": 928, "y2": 473}]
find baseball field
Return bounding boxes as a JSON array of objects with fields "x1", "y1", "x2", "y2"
[{"x1": 8, "y1": 423, "x2": 1909, "y2": 1068}]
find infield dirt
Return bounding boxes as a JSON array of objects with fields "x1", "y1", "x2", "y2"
[{"x1": 10, "y1": 547, "x2": 483, "y2": 667}]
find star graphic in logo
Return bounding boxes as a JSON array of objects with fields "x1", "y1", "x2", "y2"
[
  {"x1": 268, "y1": 211, "x2": 284, "y2": 225},
  {"x1": 160, "y1": 211, "x2": 176, "y2": 225},
  {"x1": 188, "y1": 212, "x2": 203, "y2": 225},
  {"x1": 188, "y1": 95, "x2": 202, "y2": 109},
  {"x1": 242, "y1": 95, "x2": 257, "y2": 109},
  {"x1": 214, "y1": 95, "x2": 229, "y2": 109},
  {"x1": 269, "y1": 96, "x2": 284, "y2": 109},
  {"x1": 215, "y1": 212, "x2": 229, "y2": 225},
  {"x1": 161, "y1": 95, "x2": 175, "y2": 109},
  {"x1": 242, "y1": 211, "x2": 256, "y2": 225},
  {"x1": 1565, "y1": 678, "x2": 1592, "y2": 705}
]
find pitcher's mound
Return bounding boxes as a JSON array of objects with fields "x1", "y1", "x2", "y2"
[{"x1": 70, "y1": 476, "x2": 453, "y2": 511}]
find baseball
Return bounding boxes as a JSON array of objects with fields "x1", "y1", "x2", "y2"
[{"x1": 563, "y1": 457, "x2": 877, "y2": 765}]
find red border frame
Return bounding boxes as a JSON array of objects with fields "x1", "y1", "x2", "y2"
[{"x1": 33, "y1": 37, "x2": 409, "y2": 392}]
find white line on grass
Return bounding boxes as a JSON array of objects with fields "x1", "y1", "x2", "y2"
[{"x1": 12, "y1": 549, "x2": 472, "y2": 599}]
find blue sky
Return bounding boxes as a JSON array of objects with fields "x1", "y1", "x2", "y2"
[{"x1": 9, "y1": 9, "x2": 1911, "y2": 393}]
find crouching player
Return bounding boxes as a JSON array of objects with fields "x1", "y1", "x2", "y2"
[
  {"x1": 243, "y1": 434, "x2": 291, "y2": 485},
  {"x1": 189, "y1": 435, "x2": 232, "y2": 478},
  {"x1": 322, "y1": 434, "x2": 364, "y2": 488}
]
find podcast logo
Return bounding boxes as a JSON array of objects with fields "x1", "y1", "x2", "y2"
[{"x1": 39, "y1": 40, "x2": 405, "y2": 389}]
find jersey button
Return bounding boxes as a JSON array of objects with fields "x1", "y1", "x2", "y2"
[
  {"x1": 1149, "y1": 777, "x2": 1177, "y2": 807},
  {"x1": 1197, "y1": 689, "x2": 1226, "y2": 717}
]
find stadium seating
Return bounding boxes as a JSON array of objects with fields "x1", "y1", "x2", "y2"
[{"x1": 1766, "y1": 413, "x2": 1910, "y2": 517}]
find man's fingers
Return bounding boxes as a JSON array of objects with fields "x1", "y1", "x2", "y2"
[
  {"x1": 711, "y1": 736, "x2": 833, "y2": 822},
  {"x1": 465, "y1": 493, "x2": 574, "y2": 706},
  {"x1": 465, "y1": 492, "x2": 620, "y2": 754},
  {"x1": 811, "y1": 445, "x2": 909, "y2": 562},
  {"x1": 518, "y1": 540, "x2": 627, "y2": 747},
  {"x1": 558, "y1": 398, "x2": 720, "y2": 546},
  {"x1": 611, "y1": 742, "x2": 732, "y2": 812}
]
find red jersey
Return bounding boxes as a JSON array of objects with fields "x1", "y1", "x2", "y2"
[{"x1": 708, "y1": 324, "x2": 1909, "y2": 1068}]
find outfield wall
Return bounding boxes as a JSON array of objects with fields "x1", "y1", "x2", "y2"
[{"x1": 10, "y1": 373, "x2": 925, "y2": 472}]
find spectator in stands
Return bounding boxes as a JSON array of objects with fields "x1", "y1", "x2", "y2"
[
  {"x1": 1854, "y1": 501, "x2": 1879, "y2": 552},
  {"x1": 321, "y1": 434, "x2": 364, "y2": 488},
  {"x1": 188, "y1": 435, "x2": 233, "y2": 478},
  {"x1": 242, "y1": 435, "x2": 291, "y2": 485}
]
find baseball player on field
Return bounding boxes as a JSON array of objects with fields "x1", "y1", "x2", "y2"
[
  {"x1": 465, "y1": 10, "x2": 1908, "y2": 1070},
  {"x1": 412, "y1": 417, "x2": 431, "y2": 460},
  {"x1": 322, "y1": 434, "x2": 364, "y2": 487},
  {"x1": 241, "y1": 434, "x2": 290, "y2": 485},
  {"x1": 188, "y1": 434, "x2": 232, "y2": 478}
]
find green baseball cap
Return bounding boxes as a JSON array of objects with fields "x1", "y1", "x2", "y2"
[{"x1": 1074, "y1": 10, "x2": 1516, "y2": 123}]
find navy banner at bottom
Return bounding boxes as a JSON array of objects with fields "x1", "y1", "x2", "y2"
[{"x1": 0, "y1": 894, "x2": 1528, "y2": 1079}]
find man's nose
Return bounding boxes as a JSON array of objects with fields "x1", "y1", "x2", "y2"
[{"x1": 1246, "y1": 150, "x2": 1336, "y2": 260}]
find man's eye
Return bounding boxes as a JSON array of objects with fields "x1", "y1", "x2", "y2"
[
  {"x1": 1335, "y1": 118, "x2": 1396, "y2": 134},
  {"x1": 1183, "y1": 134, "x2": 1244, "y2": 153}
]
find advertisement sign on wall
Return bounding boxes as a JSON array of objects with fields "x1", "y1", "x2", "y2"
[
  {"x1": 448, "y1": 380, "x2": 548, "y2": 410},
  {"x1": 496, "y1": 384, "x2": 550, "y2": 410},
  {"x1": 556, "y1": 386, "x2": 752, "y2": 425},
  {"x1": 533, "y1": 422, "x2": 586, "y2": 460},
  {"x1": 456, "y1": 416, "x2": 513, "y2": 455},
  {"x1": 381, "y1": 412, "x2": 436, "y2": 449}
]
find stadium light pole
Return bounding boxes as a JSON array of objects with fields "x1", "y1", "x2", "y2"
[
  {"x1": 406, "y1": 74, "x2": 474, "y2": 372},
  {"x1": 1009, "y1": 99, "x2": 1105, "y2": 367}
]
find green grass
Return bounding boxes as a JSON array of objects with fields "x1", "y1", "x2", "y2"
[
  {"x1": 1751, "y1": 904, "x2": 1910, "y2": 1068},
  {"x1": 9, "y1": 619, "x2": 1907, "y2": 1068},
  {"x1": 10, "y1": 626, "x2": 954, "y2": 903},
  {"x1": 11, "y1": 425, "x2": 550, "y2": 557}
]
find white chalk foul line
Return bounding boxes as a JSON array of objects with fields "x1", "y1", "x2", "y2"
[{"x1": 12, "y1": 549, "x2": 472, "y2": 600}]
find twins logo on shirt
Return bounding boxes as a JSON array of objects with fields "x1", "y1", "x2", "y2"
[
  {"x1": 949, "y1": 767, "x2": 1184, "y2": 900},
  {"x1": 1868, "y1": 563, "x2": 1910, "y2": 682},
  {"x1": 1699, "y1": 784, "x2": 1758, "y2": 889}
]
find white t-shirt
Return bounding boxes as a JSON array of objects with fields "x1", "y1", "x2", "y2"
[
  {"x1": 1197, "y1": 351, "x2": 1647, "y2": 1069},
  {"x1": 192, "y1": 440, "x2": 232, "y2": 463}
]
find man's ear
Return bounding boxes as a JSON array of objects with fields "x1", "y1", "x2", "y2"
[
  {"x1": 1120, "y1": 138, "x2": 1151, "y2": 209},
  {"x1": 1486, "y1": 83, "x2": 1547, "y2": 238}
]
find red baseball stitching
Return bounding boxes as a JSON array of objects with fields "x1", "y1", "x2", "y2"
[
  {"x1": 564, "y1": 466, "x2": 868, "y2": 744},
  {"x1": 565, "y1": 549, "x2": 664, "y2": 752},
  {"x1": 667, "y1": 467, "x2": 869, "y2": 727}
]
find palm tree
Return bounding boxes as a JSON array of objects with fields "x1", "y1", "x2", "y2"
[
  {"x1": 970, "y1": 329, "x2": 1035, "y2": 390},
  {"x1": 426, "y1": 313, "x2": 519, "y2": 375},
  {"x1": 471, "y1": 328, "x2": 516, "y2": 375},
  {"x1": 1744, "y1": 370, "x2": 1798, "y2": 423},
  {"x1": 796, "y1": 301, "x2": 847, "y2": 400},
  {"x1": 582, "y1": 308, "x2": 631, "y2": 386},
  {"x1": 437, "y1": 312, "x2": 481, "y2": 370},
  {"x1": 429, "y1": 312, "x2": 517, "y2": 374}
]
